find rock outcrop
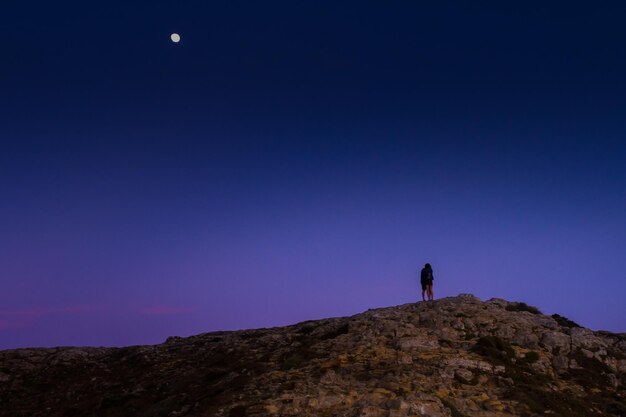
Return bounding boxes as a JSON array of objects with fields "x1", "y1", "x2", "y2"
[{"x1": 1, "y1": 294, "x2": 625, "y2": 417}]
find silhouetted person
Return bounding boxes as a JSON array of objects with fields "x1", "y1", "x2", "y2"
[{"x1": 420, "y1": 263, "x2": 434, "y2": 301}]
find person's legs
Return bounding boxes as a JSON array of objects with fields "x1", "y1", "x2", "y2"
[
  {"x1": 427, "y1": 284, "x2": 434, "y2": 301},
  {"x1": 421, "y1": 283, "x2": 427, "y2": 301}
]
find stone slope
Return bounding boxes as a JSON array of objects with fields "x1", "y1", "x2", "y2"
[{"x1": 1, "y1": 294, "x2": 625, "y2": 417}]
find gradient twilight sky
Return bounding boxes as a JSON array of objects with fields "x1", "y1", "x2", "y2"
[{"x1": 1, "y1": 1, "x2": 625, "y2": 349}]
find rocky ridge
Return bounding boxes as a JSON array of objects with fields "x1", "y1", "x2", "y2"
[{"x1": 1, "y1": 294, "x2": 625, "y2": 417}]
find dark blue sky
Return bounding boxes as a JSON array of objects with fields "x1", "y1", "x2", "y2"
[{"x1": 1, "y1": 1, "x2": 625, "y2": 349}]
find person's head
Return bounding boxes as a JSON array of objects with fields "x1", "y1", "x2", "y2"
[{"x1": 425, "y1": 263, "x2": 431, "y2": 269}]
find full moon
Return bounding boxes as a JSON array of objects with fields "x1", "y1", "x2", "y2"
[{"x1": 170, "y1": 33, "x2": 181, "y2": 43}]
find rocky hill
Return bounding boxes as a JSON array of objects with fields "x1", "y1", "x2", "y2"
[{"x1": 1, "y1": 294, "x2": 625, "y2": 417}]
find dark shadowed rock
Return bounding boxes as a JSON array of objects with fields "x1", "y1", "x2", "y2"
[{"x1": 1, "y1": 295, "x2": 624, "y2": 417}]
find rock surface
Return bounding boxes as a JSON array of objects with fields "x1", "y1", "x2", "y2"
[{"x1": 1, "y1": 294, "x2": 625, "y2": 417}]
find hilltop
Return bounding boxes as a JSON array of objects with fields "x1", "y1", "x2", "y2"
[{"x1": 1, "y1": 294, "x2": 625, "y2": 417}]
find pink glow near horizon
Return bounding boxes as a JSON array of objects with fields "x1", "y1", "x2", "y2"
[
  {"x1": 0, "y1": 305, "x2": 97, "y2": 331},
  {"x1": 0, "y1": 319, "x2": 16, "y2": 330},
  {"x1": 0, "y1": 305, "x2": 93, "y2": 318},
  {"x1": 138, "y1": 307, "x2": 196, "y2": 316},
  {"x1": 0, "y1": 305, "x2": 197, "y2": 332}
]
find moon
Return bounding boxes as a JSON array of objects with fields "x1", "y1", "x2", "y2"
[{"x1": 170, "y1": 33, "x2": 181, "y2": 43}]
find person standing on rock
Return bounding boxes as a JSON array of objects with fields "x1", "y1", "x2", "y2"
[{"x1": 420, "y1": 263, "x2": 434, "y2": 301}]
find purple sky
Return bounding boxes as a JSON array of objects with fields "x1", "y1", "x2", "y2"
[{"x1": 1, "y1": 1, "x2": 625, "y2": 349}]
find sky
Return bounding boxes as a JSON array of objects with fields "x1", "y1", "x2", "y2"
[{"x1": 1, "y1": 1, "x2": 625, "y2": 349}]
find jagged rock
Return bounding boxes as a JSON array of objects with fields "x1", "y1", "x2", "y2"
[
  {"x1": 541, "y1": 330, "x2": 572, "y2": 355},
  {"x1": 552, "y1": 353, "x2": 570, "y2": 372},
  {"x1": 397, "y1": 334, "x2": 440, "y2": 351},
  {"x1": 570, "y1": 327, "x2": 609, "y2": 350},
  {"x1": 0, "y1": 294, "x2": 624, "y2": 417}
]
